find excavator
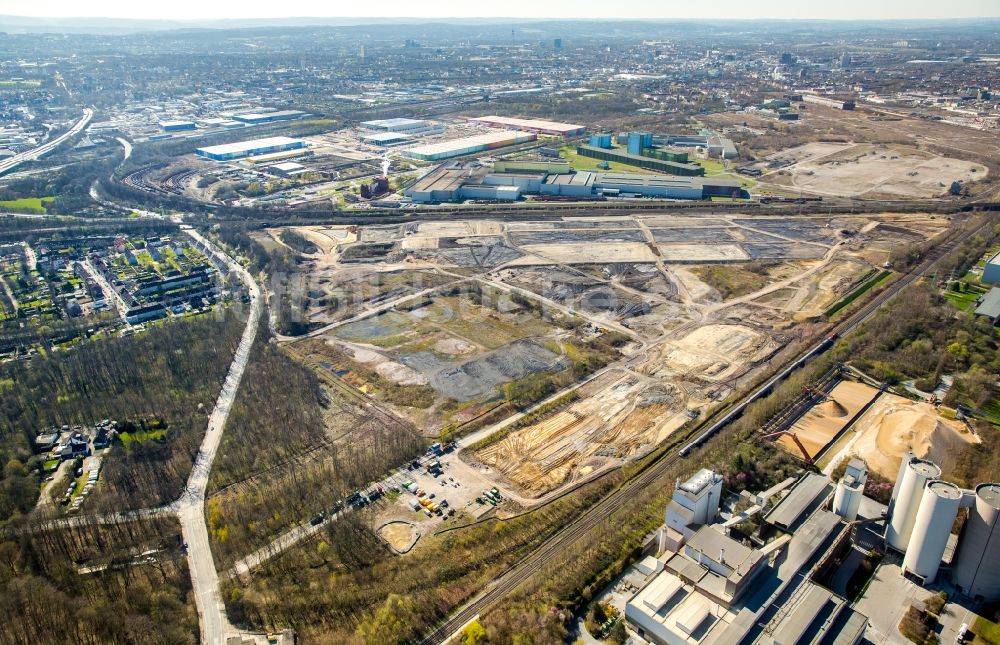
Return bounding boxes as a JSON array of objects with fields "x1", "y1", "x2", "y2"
[{"x1": 761, "y1": 430, "x2": 814, "y2": 466}]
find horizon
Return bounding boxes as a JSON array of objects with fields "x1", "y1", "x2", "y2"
[{"x1": 1, "y1": 0, "x2": 998, "y2": 22}]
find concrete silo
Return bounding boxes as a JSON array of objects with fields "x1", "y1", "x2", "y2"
[
  {"x1": 833, "y1": 458, "x2": 868, "y2": 521},
  {"x1": 951, "y1": 483, "x2": 1000, "y2": 601},
  {"x1": 886, "y1": 456, "x2": 941, "y2": 551},
  {"x1": 902, "y1": 481, "x2": 962, "y2": 583}
]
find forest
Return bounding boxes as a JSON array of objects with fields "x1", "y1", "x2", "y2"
[
  {"x1": 0, "y1": 312, "x2": 242, "y2": 523},
  {"x1": 0, "y1": 517, "x2": 197, "y2": 645}
]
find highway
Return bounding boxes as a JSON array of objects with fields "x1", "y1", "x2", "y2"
[
  {"x1": 178, "y1": 227, "x2": 262, "y2": 645},
  {"x1": 0, "y1": 108, "x2": 93, "y2": 176},
  {"x1": 418, "y1": 218, "x2": 977, "y2": 645}
]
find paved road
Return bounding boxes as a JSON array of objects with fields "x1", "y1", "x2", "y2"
[
  {"x1": 179, "y1": 228, "x2": 262, "y2": 645},
  {"x1": 0, "y1": 108, "x2": 93, "y2": 176}
]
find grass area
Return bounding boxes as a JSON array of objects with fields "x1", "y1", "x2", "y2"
[
  {"x1": 690, "y1": 264, "x2": 775, "y2": 299},
  {"x1": 943, "y1": 287, "x2": 984, "y2": 312},
  {"x1": 118, "y1": 429, "x2": 167, "y2": 447},
  {"x1": 825, "y1": 270, "x2": 893, "y2": 318},
  {"x1": 973, "y1": 615, "x2": 1000, "y2": 645},
  {"x1": 0, "y1": 196, "x2": 54, "y2": 213},
  {"x1": 42, "y1": 458, "x2": 60, "y2": 472},
  {"x1": 558, "y1": 145, "x2": 626, "y2": 172}
]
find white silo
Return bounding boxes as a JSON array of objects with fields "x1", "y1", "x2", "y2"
[
  {"x1": 833, "y1": 458, "x2": 868, "y2": 521},
  {"x1": 903, "y1": 481, "x2": 962, "y2": 583},
  {"x1": 951, "y1": 483, "x2": 1000, "y2": 601},
  {"x1": 886, "y1": 457, "x2": 941, "y2": 551}
]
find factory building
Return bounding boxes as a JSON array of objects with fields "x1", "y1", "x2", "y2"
[
  {"x1": 616, "y1": 133, "x2": 739, "y2": 160},
  {"x1": 468, "y1": 116, "x2": 586, "y2": 136},
  {"x1": 231, "y1": 110, "x2": 307, "y2": 124},
  {"x1": 196, "y1": 136, "x2": 306, "y2": 161},
  {"x1": 361, "y1": 131, "x2": 413, "y2": 147},
  {"x1": 576, "y1": 145, "x2": 705, "y2": 176},
  {"x1": 493, "y1": 159, "x2": 571, "y2": 174},
  {"x1": 539, "y1": 171, "x2": 596, "y2": 197},
  {"x1": 405, "y1": 160, "x2": 742, "y2": 204},
  {"x1": 982, "y1": 251, "x2": 1000, "y2": 284},
  {"x1": 265, "y1": 161, "x2": 307, "y2": 177},
  {"x1": 665, "y1": 469, "x2": 723, "y2": 541},
  {"x1": 361, "y1": 118, "x2": 434, "y2": 133},
  {"x1": 159, "y1": 120, "x2": 196, "y2": 132},
  {"x1": 402, "y1": 131, "x2": 536, "y2": 161},
  {"x1": 626, "y1": 473, "x2": 868, "y2": 645},
  {"x1": 802, "y1": 94, "x2": 857, "y2": 110}
]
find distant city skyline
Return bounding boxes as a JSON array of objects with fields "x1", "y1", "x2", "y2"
[{"x1": 1, "y1": 0, "x2": 998, "y2": 22}]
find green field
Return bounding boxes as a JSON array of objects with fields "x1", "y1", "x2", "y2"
[
  {"x1": 0, "y1": 196, "x2": 54, "y2": 213},
  {"x1": 825, "y1": 270, "x2": 894, "y2": 318},
  {"x1": 943, "y1": 286, "x2": 985, "y2": 312},
  {"x1": 974, "y1": 615, "x2": 1000, "y2": 645}
]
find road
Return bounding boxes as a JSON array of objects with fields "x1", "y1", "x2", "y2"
[
  {"x1": 418, "y1": 218, "x2": 975, "y2": 645},
  {"x1": 0, "y1": 108, "x2": 93, "y2": 176},
  {"x1": 178, "y1": 227, "x2": 262, "y2": 645},
  {"x1": 80, "y1": 259, "x2": 131, "y2": 321}
]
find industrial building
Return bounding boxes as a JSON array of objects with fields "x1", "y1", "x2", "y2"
[
  {"x1": 401, "y1": 131, "x2": 536, "y2": 161},
  {"x1": 265, "y1": 161, "x2": 307, "y2": 177},
  {"x1": 616, "y1": 132, "x2": 739, "y2": 160},
  {"x1": 973, "y1": 287, "x2": 1000, "y2": 324},
  {"x1": 802, "y1": 94, "x2": 857, "y2": 110},
  {"x1": 626, "y1": 472, "x2": 869, "y2": 645},
  {"x1": 982, "y1": 251, "x2": 1000, "y2": 284},
  {"x1": 195, "y1": 136, "x2": 306, "y2": 161},
  {"x1": 492, "y1": 159, "x2": 571, "y2": 174},
  {"x1": 361, "y1": 131, "x2": 413, "y2": 147},
  {"x1": 159, "y1": 120, "x2": 196, "y2": 132},
  {"x1": 404, "y1": 161, "x2": 742, "y2": 203},
  {"x1": 231, "y1": 110, "x2": 307, "y2": 124},
  {"x1": 361, "y1": 118, "x2": 435, "y2": 134},
  {"x1": 576, "y1": 145, "x2": 706, "y2": 176},
  {"x1": 588, "y1": 133, "x2": 613, "y2": 149},
  {"x1": 468, "y1": 116, "x2": 586, "y2": 136}
]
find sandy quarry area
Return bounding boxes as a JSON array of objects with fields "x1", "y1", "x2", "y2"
[
  {"x1": 846, "y1": 393, "x2": 980, "y2": 479},
  {"x1": 645, "y1": 324, "x2": 778, "y2": 383},
  {"x1": 659, "y1": 243, "x2": 750, "y2": 263},
  {"x1": 509, "y1": 242, "x2": 658, "y2": 265},
  {"x1": 475, "y1": 371, "x2": 693, "y2": 496},
  {"x1": 778, "y1": 380, "x2": 880, "y2": 459},
  {"x1": 761, "y1": 143, "x2": 987, "y2": 199}
]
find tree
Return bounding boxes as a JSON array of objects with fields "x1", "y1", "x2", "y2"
[
  {"x1": 355, "y1": 594, "x2": 418, "y2": 645},
  {"x1": 462, "y1": 620, "x2": 487, "y2": 645}
]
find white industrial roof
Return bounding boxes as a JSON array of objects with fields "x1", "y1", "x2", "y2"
[
  {"x1": 196, "y1": 136, "x2": 303, "y2": 156},
  {"x1": 404, "y1": 131, "x2": 532, "y2": 157},
  {"x1": 470, "y1": 115, "x2": 584, "y2": 133}
]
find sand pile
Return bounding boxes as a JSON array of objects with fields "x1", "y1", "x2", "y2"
[
  {"x1": 818, "y1": 399, "x2": 849, "y2": 418},
  {"x1": 852, "y1": 395, "x2": 980, "y2": 478},
  {"x1": 377, "y1": 521, "x2": 419, "y2": 554}
]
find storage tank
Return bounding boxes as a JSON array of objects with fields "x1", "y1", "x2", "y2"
[
  {"x1": 627, "y1": 132, "x2": 644, "y2": 155},
  {"x1": 834, "y1": 478, "x2": 864, "y2": 521},
  {"x1": 886, "y1": 457, "x2": 941, "y2": 551},
  {"x1": 951, "y1": 483, "x2": 1000, "y2": 601},
  {"x1": 903, "y1": 481, "x2": 962, "y2": 583},
  {"x1": 588, "y1": 133, "x2": 612, "y2": 149}
]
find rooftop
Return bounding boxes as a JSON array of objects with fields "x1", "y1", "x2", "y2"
[
  {"x1": 469, "y1": 115, "x2": 585, "y2": 133},
  {"x1": 765, "y1": 472, "x2": 834, "y2": 531},
  {"x1": 196, "y1": 136, "x2": 303, "y2": 156},
  {"x1": 978, "y1": 483, "x2": 1000, "y2": 508},
  {"x1": 974, "y1": 287, "x2": 1000, "y2": 319}
]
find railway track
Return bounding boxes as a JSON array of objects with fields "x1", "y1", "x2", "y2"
[{"x1": 417, "y1": 217, "x2": 981, "y2": 645}]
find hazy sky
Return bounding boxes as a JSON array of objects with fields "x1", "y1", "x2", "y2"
[{"x1": 1, "y1": 0, "x2": 998, "y2": 21}]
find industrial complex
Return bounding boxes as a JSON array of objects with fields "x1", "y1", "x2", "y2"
[
  {"x1": 613, "y1": 452, "x2": 1000, "y2": 645},
  {"x1": 401, "y1": 130, "x2": 537, "y2": 161},
  {"x1": 404, "y1": 158, "x2": 742, "y2": 202}
]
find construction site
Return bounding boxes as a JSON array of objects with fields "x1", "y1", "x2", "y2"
[{"x1": 271, "y1": 212, "x2": 952, "y2": 501}]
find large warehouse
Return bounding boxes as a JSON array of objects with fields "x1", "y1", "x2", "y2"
[
  {"x1": 361, "y1": 118, "x2": 435, "y2": 133},
  {"x1": 469, "y1": 116, "x2": 586, "y2": 136},
  {"x1": 195, "y1": 136, "x2": 306, "y2": 161},
  {"x1": 402, "y1": 131, "x2": 536, "y2": 161},
  {"x1": 231, "y1": 110, "x2": 307, "y2": 124}
]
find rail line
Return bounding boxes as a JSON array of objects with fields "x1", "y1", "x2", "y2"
[{"x1": 417, "y1": 217, "x2": 978, "y2": 645}]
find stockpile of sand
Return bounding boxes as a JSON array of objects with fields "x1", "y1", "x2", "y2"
[
  {"x1": 852, "y1": 394, "x2": 980, "y2": 479},
  {"x1": 377, "y1": 521, "x2": 420, "y2": 554},
  {"x1": 779, "y1": 381, "x2": 879, "y2": 459}
]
